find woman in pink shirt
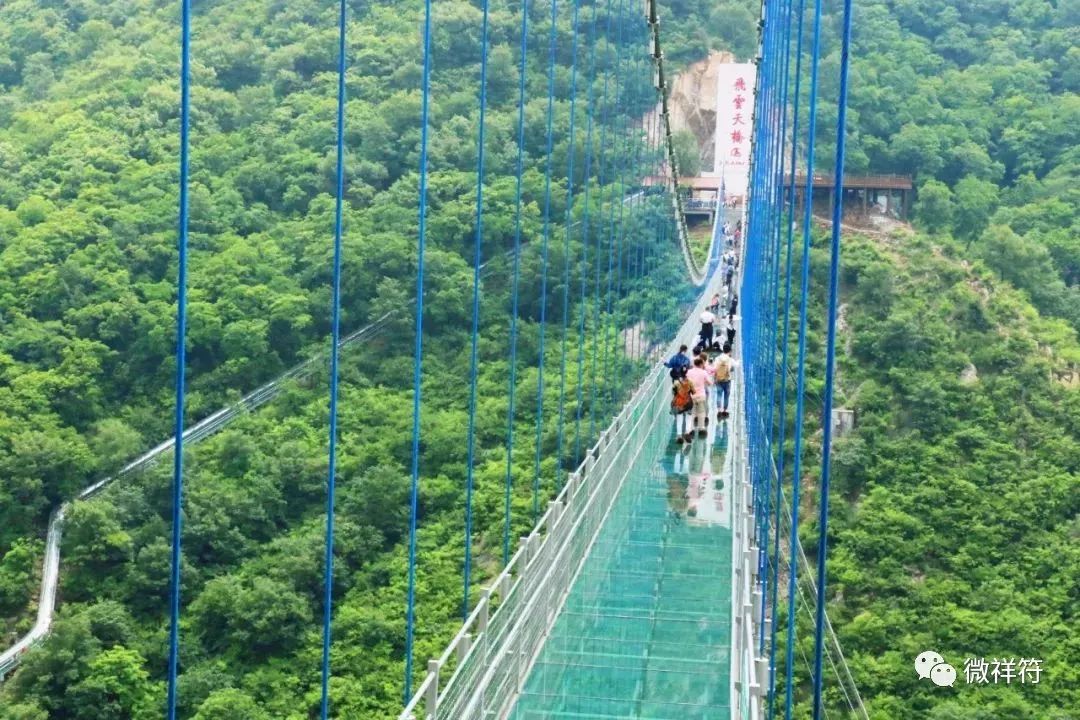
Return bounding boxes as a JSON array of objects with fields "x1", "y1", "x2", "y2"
[{"x1": 685, "y1": 356, "x2": 713, "y2": 438}]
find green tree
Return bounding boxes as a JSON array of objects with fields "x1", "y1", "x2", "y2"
[
  {"x1": 190, "y1": 575, "x2": 312, "y2": 661},
  {"x1": 914, "y1": 179, "x2": 954, "y2": 233},
  {"x1": 0, "y1": 538, "x2": 40, "y2": 614},
  {"x1": 670, "y1": 129, "x2": 702, "y2": 177},
  {"x1": 193, "y1": 689, "x2": 270, "y2": 720},
  {"x1": 953, "y1": 175, "x2": 999, "y2": 246},
  {"x1": 61, "y1": 501, "x2": 133, "y2": 601},
  {"x1": 68, "y1": 647, "x2": 159, "y2": 720}
]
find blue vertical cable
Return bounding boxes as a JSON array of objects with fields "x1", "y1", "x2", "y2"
[
  {"x1": 785, "y1": 0, "x2": 825, "y2": 714},
  {"x1": 589, "y1": 0, "x2": 618, "y2": 443},
  {"x1": 811, "y1": 0, "x2": 854, "y2": 716},
  {"x1": 760, "y1": 0, "x2": 794, "y2": 656},
  {"x1": 759, "y1": 4, "x2": 783, "y2": 611},
  {"x1": 504, "y1": 0, "x2": 530, "y2": 567},
  {"x1": 754, "y1": 0, "x2": 779, "y2": 648},
  {"x1": 769, "y1": 0, "x2": 808, "y2": 715},
  {"x1": 603, "y1": 1, "x2": 630, "y2": 414},
  {"x1": 573, "y1": 0, "x2": 603, "y2": 466},
  {"x1": 617, "y1": 51, "x2": 644, "y2": 387},
  {"x1": 745, "y1": 10, "x2": 768, "y2": 530},
  {"x1": 533, "y1": 0, "x2": 560, "y2": 523},
  {"x1": 404, "y1": 0, "x2": 435, "y2": 699},
  {"x1": 319, "y1": 0, "x2": 349, "y2": 716},
  {"x1": 556, "y1": 0, "x2": 583, "y2": 488},
  {"x1": 165, "y1": 1, "x2": 192, "y2": 717},
  {"x1": 462, "y1": 0, "x2": 492, "y2": 621}
]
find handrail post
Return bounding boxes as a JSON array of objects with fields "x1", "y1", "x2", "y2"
[{"x1": 425, "y1": 659, "x2": 439, "y2": 719}]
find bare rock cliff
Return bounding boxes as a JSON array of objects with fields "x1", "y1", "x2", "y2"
[{"x1": 667, "y1": 51, "x2": 734, "y2": 173}]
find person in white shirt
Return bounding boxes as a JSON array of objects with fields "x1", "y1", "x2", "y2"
[{"x1": 699, "y1": 309, "x2": 716, "y2": 347}]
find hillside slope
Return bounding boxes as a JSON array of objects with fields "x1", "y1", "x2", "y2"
[{"x1": 785, "y1": 228, "x2": 1079, "y2": 719}]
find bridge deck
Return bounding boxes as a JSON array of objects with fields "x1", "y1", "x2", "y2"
[{"x1": 509, "y1": 404, "x2": 733, "y2": 719}]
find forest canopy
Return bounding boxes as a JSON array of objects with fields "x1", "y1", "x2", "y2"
[{"x1": 0, "y1": 0, "x2": 1077, "y2": 718}]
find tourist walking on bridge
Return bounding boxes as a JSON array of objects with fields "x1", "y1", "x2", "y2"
[
  {"x1": 714, "y1": 344, "x2": 735, "y2": 419},
  {"x1": 671, "y1": 373, "x2": 694, "y2": 444},
  {"x1": 686, "y1": 356, "x2": 713, "y2": 438},
  {"x1": 699, "y1": 308, "x2": 716, "y2": 347},
  {"x1": 665, "y1": 344, "x2": 691, "y2": 380}
]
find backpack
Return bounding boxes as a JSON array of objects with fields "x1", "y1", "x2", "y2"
[
  {"x1": 714, "y1": 356, "x2": 732, "y2": 382},
  {"x1": 671, "y1": 378, "x2": 693, "y2": 414}
]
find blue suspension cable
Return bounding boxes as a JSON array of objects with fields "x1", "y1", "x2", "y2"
[
  {"x1": 573, "y1": 0, "x2": 603, "y2": 467},
  {"x1": 603, "y1": 1, "x2": 631, "y2": 415},
  {"x1": 769, "y1": 0, "x2": 809, "y2": 715},
  {"x1": 753, "y1": 0, "x2": 779, "y2": 654},
  {"x1": 760, "y1": 0, "x2": 794, "y2": 656},
  {"x1": 556, "y1": 0, "x2": 583, "y2": 488},
  {"x1": 462, "y1": 0, "x2": 492, "y2": 623},
  {"x1": 811, "y1": 0, "x2": 854, "y2": 715},
  {"x1": 319, "y1": 0, "x2": 349, "y2": 715},
  {"x1": 617, "y1": 54, "x2": 644, "y2": 387},
  {"x1": 165, "y1": 1, "x2": 192, "y2": 717},
  {"x1": 504, "y1": 0, "x2": 530, "y2": 567},
  {"x1": 533, "y1": 0, "x2": 560, "y2": 523},
  {"x1": 785, "y1": 0, "x2": 825, "y2": 713},
  {"x1": 404, "y1": 0, "x2": 435, "y2": 699},
  {"x1": 758, "y1": 2, "x2": 784, "y2": 625},
  {"x1": 589, "y1": 0, "x2": 618, "y2": 443}
]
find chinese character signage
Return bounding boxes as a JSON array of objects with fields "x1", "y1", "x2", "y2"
[{"x1": 714, "y1": 63, "x2": 756, "y2": 198}]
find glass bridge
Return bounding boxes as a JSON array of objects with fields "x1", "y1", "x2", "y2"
[
  {"x1": 400, "y1": 273, "x2": 764, "y2": 720},
  {"x1": 509, "y1": 407, "x2": 733, "y2": 719}
]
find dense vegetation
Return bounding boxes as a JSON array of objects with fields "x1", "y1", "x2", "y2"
[
  {"x1": 0, "y1": 0, "x2": 1077, "y2": 718},
  {"x1": 772, "y1": 229, "x2": 1080, "y2": 719},
  {"x1": 0, "y1": 0, "x2": 706, "y2": 717},
  {"x1": 837, "y1": 0, "x2": 1079, "y2": 332},
  {"x1": 765, "y1": 1, "x2": 1080, "y2": 717}
]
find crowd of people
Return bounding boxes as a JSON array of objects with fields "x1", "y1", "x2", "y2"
[{"x1": 664, "y1": 221, "x2": 741, "y2": 445}]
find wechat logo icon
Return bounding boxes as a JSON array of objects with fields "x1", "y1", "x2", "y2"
[{"x1": 915, "y1": 650, "x2": 956, "y2": 687}]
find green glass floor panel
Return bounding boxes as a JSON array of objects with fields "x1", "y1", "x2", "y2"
[{"x1": 508, "y1": 407, "x2": 734, "y2": 719}]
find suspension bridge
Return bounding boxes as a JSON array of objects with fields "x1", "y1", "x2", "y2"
[{"x1": 0, "y1": 0, "x2": 870, "y2": 718}]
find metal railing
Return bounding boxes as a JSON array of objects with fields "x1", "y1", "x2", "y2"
[
  {"x1": 0, "y1": 314, "x2": 393, "y2": 679},
  {"x1": 402, "y1": 264, "x2": 727, "y2": 720},
  {"x1": 0, "y1": 195, "x2": 648, "y2": 682},
  {"x1": 784, "y1": 172, "x2": 913, "y2": 190}
]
